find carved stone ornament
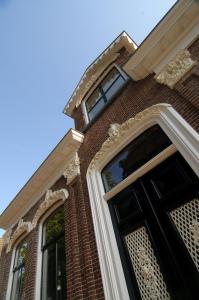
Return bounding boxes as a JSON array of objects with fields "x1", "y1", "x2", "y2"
[
  {"x1": 108, "y1": 123, "x2": 121, "y2": 137},
  {"x1": 32, "y1": 188, "x2": 69, "y2": 229},
  {"x1": 89, "y1": 104, "x2": 169, "y2": 169},
  {"x1": 63, "y1": 153, "x2": 80, "y2": 185},
  {"x1": 3, "y1": 228, "x2": 12, "y2": 246},
  {"x1": 156, "y1": 50, "x2": 196, "y2": 88},
  {"x1": 190, "y1": 219, "x2": 199, "y2": 246},
  {"x1": 7, "y1": 219, "x2": 32, "y2": 253},
  {"x1": 137, "y1": 246, "x2": 160, "y2": 299}
]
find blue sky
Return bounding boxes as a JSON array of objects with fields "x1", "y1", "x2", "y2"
[{"x1": 0, "y1": 0, "x2": 176, "y2": 235}]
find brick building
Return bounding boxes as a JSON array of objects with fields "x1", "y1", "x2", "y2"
[{"x1": 0, "y1": 1, "x2": 199, "y2": 299}]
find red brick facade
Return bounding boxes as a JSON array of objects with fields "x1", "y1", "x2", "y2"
[{"x1": 0, "y1": 35, "x2": 198, "y2": 300}]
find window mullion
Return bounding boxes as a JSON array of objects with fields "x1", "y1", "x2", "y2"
[
  {"x1": 99, "y1": 85, "x2": 107, "y2": 103},
  {"x1": 56, "y1": 241, "x2": 58, "y2": 300}
]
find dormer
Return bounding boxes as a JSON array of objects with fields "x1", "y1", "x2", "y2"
[{"x1": 63, "y1": 32, "x2": 137, "y2": 130}]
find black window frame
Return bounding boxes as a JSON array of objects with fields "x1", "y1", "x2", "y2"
[
  {"x1": 10, "y1": 239, "x2": 28, "y2": 300},
  {"x1": 41, "y1": 207, "x2": 66, "y2": 300},
  {"x1": 101, "y1": 125, "x2": 172, "y2": 193},
  {"x1": 85, "y1": 67, "x2": 128, "y2": 122}
]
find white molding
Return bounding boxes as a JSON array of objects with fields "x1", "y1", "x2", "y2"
[
  {"x1": 5, "y1": 246, "x2": 15, "y2": 300},
  {"x1": 6, "y1": 220, "x2": 32, "y2": 253},
  {"x1": 34, "y1": 201, "x2": 65, "y2": 300},
  {"x1": 0, "y1": 129, "x2": 83, "y2": 230},
  {"x1": 63, "y1": 152, "x2": 80, "y2": 184},
  {"x1": 124, "y1": 0, "x2": 199, "y2": 81},
  {"x1": 32, "y1": 188, "x2": 68, "y2": 229},
  {"x1": 64, "y1": 32, "x2": 137, "y2": 116},
  {"x1": 86, "y1": 103, "x2": 199, "y2": 300},
  {"x1": 155, "y1": 50, "x2": 196, "y2": 88}
]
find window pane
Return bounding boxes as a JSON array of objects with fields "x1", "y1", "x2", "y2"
[
  {"x1": 86, "y1": 88, "x2": 102, "y2": 112},
  {"x1": 105, "y1": 75, "x2": 126, "y2": 102},
  {"x1": 42, "y1": 244, "x2": 57, "y2": 300},
  {"x1": 11, "y1": 265, "x2": 25, "y2": 300},
  {"x1": 42, "y1": 207, "x2": 66, "y2": 300},
  {"x1": 102, "y1": 125, "x2": 172, "y2": 192},
  {"x1": 15, "y1": 241, "x2": 27, "y2": 268},
  {"x1": 57, "y1": 237, "x2": 66, "y2": 300},
  {"x1": 88, "y1": 98, "x2": 104, "y2": 121},
  {"x1": 44, "y1": 209, "x2": 64, "y2": 245},
  {"x1": 101, "y1": 68, "x2": 120, "y2": 92}
]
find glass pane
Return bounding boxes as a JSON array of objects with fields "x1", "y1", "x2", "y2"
[
  {"x1": 14, "y1": 240, "x2": 27, "y2": 268},
  {"x1": 57, "y1": 237, "x2": 66, "y2": 300},
  {"x1": 105, "y1": 75, "x2": 126, "y2": 101},
  {"x1": 44, "y1": 209, "x2": 64, "y2": 245},
  {"x1": 88, "y1": 98, "x2": 105, "y2": 121},
  {"x1": 102, "y1": 125, "x2": 172, "y2": 192},
  {"x1": 42, "y1": 244, "x2": 56, "y2": 300},
  {"x1": 151, "y1": 160, "x2": 188, "y2": 198},
  {"x1": 86, "y1": 88, "x2": 102, "y2": 112},
  {"x1": 101, "y1": 68, "x2": 120, "y2": 92},
  {"x1": 10, "y1": 266, "x2": 25, "y2": 300}
]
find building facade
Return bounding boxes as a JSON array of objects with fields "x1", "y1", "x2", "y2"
[{"x1": 0, "y1": 1, "x2": 199, "y2": 299}]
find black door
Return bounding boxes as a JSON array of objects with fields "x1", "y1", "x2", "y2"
[{"x1": 109, "y1": 152, "x2": 199, "y2": 300}]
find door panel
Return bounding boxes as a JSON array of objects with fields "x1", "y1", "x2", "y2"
[
  {"x1": 109, "y1": 152, "x2": 199, "y2": 300},
  {"x1": 125, "y1": 226, "x2": 170, "y2": 300},
  {"x1": 170, "y1": 198, "x2": 199, "y2": 271}
]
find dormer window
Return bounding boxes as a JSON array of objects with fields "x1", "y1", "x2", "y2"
[{"x1": 86, "y1": 67, "x2": 128, "y2": 121}]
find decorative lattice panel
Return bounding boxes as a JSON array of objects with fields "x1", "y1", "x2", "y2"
[
  {"x1": 125, "y1": 227, "x2": 170, "y2": 300},
  {"x1": 170, "y1": 198, "x2": 199, "y2": 270}
]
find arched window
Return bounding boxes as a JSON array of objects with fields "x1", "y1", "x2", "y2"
[
  {"x1": 41, "y1": 207, "x2": 66, "y2": 300},
  {"x1": 86, "y1": 104, "x2": 199, "y2": 300},
  {"x1": 10, "y1": 239, "x2": 27, "y2": 300}
]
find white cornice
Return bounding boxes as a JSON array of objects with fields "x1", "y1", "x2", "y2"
[
  {"x1": 64, "y1": 32, "x2": 137, "y2": 116},
  {"x1": 0, "y1": 129, "x2": 84, "y2": 230},
  {"x1": 124, "y1": 0, "x2": 199, "y2": 80}
]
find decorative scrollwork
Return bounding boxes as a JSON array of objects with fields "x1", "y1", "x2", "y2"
[
  {"x1": 156, "y1": 50, "x2": 196, "y2": 88},
  {"x1": 32, "y1": 188, "x2": 69, "y2": 229},
  {"x1": 89, "y1": 104, "x2": 169, "y2": 169},
  {"x1": 137, "y1": 246, "x2": 160, "y2": 299},
  {"x1": 190, "y1": 219, "x2": 199, "y2": 246},
  {"x1": 6, "y1": 220, "x2": 32, "y2": 253},
  {"x1": 63, "y1": 153, "x2": 80, "y2": 184}
]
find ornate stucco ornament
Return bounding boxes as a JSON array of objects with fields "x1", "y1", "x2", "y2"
[
  {"x1": 63, "y1": 153, "x2": 80, "y2": 184},
  {"x1": 89, "y1": 104, "x2": 167, "y2": 169},
  {"x1": 7, "y1": 219, "x2": 32, "y2": 253},
  {"x1": 137, "y1": 246, "x2": 160, "y2": 299},
  {"x1": 108, "y1": 123, "x2": 121, "y2": 137},
  {"x1": 32, "y1": 188, "x2": 69, "y2": 229},
  {"x1": 156, "y1": 50, "x2": 196, "y2": 88},
  {"x1": 190, "y1": 219, "x2": 199, "y2": 246},
  {"x1": 3, "y1": 228, "x2": 12, "y2": 246}
]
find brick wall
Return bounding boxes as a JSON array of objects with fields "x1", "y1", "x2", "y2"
[{"x1": 0, "y1": 39, "x2": 198, "y2": 300}]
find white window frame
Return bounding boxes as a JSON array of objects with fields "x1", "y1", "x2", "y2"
[
  {"x1": 82, "y1": 64, "x2": 129, "y2": 125},
  {"x1": 86, "y1": 103, "x2": 199, "y2": 300},
  {"x1": 34, "y1": 200, "x2": 65, "y2": 300},
  {"x1": 6, "y1": 233, "x2": 28, "y2": 300}
]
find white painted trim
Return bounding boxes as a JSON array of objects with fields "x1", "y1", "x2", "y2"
[
  {"x1": 34, "y1": 200, "x2": 65, "y2": 300},
  {"x1": 6, "y1": 233, "x2": 29, "y2": 300},
  {"x1": 86, "y1": 103, "x2": 199, "y2": 300}
]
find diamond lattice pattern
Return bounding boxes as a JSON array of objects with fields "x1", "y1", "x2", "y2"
[
  {"x1": 170, "y1": 198, "x2": 199, "y2": 271},
  {"x1": 125, "y1": 227, "x2": 170, "y2": 300}
]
